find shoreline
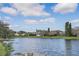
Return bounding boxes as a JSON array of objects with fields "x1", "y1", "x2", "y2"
[
  {"x1": 15, "y1": 36, "x2": 79, "y2": 40},
  {"x1": 0, "y1": 36, "x2": 79, "y2": 40}
]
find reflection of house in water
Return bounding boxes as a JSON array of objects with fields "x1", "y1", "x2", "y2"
[{"x1": 65, "y1": 40, "x2": 72, "y2": 56}]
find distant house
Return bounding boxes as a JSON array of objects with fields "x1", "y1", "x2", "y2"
[
  {"x1": 72, "y1": 28, "x2": 79, "y2": 37},
  {"x1": 21, "y1": 33, "x2": 26, "y2": 36},
  {"x1": 15, "y1": 33, "x2": 19, "y2": 36},
  {"x1": 28, "y1": 32, "x2": 36, "y2": 36},
  {"x1": 77, "y1": 32, "x2": 79, "y2": 36},
  {"x1": 36, "y1": 29, "x2": 64, "y2": 36},
  {"x1": 48, "y1": 30, "x2": 64, "y2": 36},
  {"x1": 36, "y1": 30, "x2": 48, "y2": 36},
  {"x1": 15, "y1": 31, "x2": 27, "y2": 36}
]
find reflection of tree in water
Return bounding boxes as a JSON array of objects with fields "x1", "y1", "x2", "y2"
[{"x1": 65, "y1": 39, "x2": 72, "y2": 56}]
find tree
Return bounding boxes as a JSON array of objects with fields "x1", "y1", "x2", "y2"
[
  {"x1": 69, "y1": 23, "x2": 72, "y2": 36},
  {"x1": 65, "y1": 22, "x2": 69, "y2": 36},
  {"x1": 0, "y1": 20, "x2": 15, "y2": 38},
  {"x1": 65, "y1": 22, "x2": 72, "y2": 36},
  {"x1": 48, "y1": 28, "x2": 50, "y2": 32}
]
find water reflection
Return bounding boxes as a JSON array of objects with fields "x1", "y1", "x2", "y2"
[
  {"x1": 71, "y1": 40, "x2": 79, "y2": 56},
  {"x1": 11, "y1": 38, "x2": 66, "y2": 56},
  {"x1": 65, "y1": 39, "x2": 79, "y2": 56},
  {"x1": 65, "y1": 40, "x2": 72, "y2": 56},
  {"x1": 4, "y1": 38, "x2": 79, "y2": 56}
]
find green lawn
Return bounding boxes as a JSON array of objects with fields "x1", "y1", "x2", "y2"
[
  {"x1": 0, "y1": 43, "x2": 6, "y2": 56},
  {"x1": 21, "y1": 36, "x2": 79, "y2": 40}
]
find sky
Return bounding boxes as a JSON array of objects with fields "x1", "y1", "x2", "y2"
[{"x1": 0, "y1": 3, "x2": 79, "y2": 32}]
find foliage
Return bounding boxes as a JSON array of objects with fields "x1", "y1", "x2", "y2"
[
  {"x1": 48, "y1": 28, "x2": 50, "y2": 32},
  {"x1": 65, "y1": 22, "x2": 72, "y2": 36},
  {"x1": 69, "y1": 23, "x2": 72, "y2": 36},
  {"x1": 0, "y1": 20, "x2": 15, "y2": 38},
  {"x1": 3, "y1": 42, "x2": 13, "y2": 56},
  {"x1": 0, "y1": 43, "x2": 6, "y2": 56}
]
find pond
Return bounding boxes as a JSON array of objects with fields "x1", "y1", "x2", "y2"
[{"x1": 5, "y1": 38, "x2": 79, "y2": 56}]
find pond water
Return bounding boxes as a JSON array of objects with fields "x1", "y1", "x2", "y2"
[{"x1": 7, "y1": 38, "x2": 79, "y2": 56}]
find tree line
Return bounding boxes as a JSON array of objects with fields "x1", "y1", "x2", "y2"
[
  {"x1": 0, "y1": 19, "x2": 74, "y2": 38},
  {"x1": 0, "y1": 20, "x2": 15, "y2": 38}
]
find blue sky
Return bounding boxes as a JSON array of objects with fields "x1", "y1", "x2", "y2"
[{"x1": 0, "y1": 3, "x2": 79, "y2": 32}]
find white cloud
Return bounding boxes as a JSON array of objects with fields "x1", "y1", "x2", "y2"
[
  {"x1": 70, "y1": 19, "x2": 79, "y2": 27},
  {"x1": 9, "y1": 25, "x2": 20, "y2": 29},
  {"x1": 0, "y1": 7, "x2": 17, "y2": 16},
  {"x1": 24, "y1": 20, "x2": 37, "y2": 24},
  {"x1": 24, "y1": 17, "x2": 55, "y2": 24},
  {"x1": 9, "y1": 25, "x2": 20, "y2": 28},
  {"x1": 53, "y1": 3, "x2": 78, "y2": 14},
  {"x1": 4, "y1": 16, "x2": 12, "y2": 20},
  {"x1": 0, "y1": 16, "x2": 12, "y2": 23},
  {"x1": 71, "y1": 19, "x2": 79, "y2": 23},
  {"x1": 12, "y1": 3, "x2": 50, "y2": 16},
  {"x1": 9, "y1": 24, "x2": 27, "y2": 31}
]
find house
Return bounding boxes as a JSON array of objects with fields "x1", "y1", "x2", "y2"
[
  {"x1": 36, "y1": 30, "x2": 47, "y2": 36},
  {"x1": 72, "y1": 28, "x2": 79, "y2": 37},
  {"x1": 36, "y1": 29, "x2": 64, "y2": 36},
  {"x1": 48, "y1": 30, "x2": 64, "y2": 36},
  {"x1": 28, "y1": 32, "x2": 36, "y2": 36},
  {"x1": 15, "y1": 33, "x2": 19, "y2": 36}
]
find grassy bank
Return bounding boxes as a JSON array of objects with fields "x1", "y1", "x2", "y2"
[
  {"x1": 15, "y1": 36, "x2": 79, "y2": 40},
  {"x1": 0, "y1": 43, "x2": 6, "y2": 56},
  {"x1": 29, "y1": 36, "x2": 79, "y2": 39},
  {"x1": 1, "y1": 35, "x2": 79, "y2": 40},
  {"x1": 0, "y1": 42, "x2": 13, "y2": 56}
]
